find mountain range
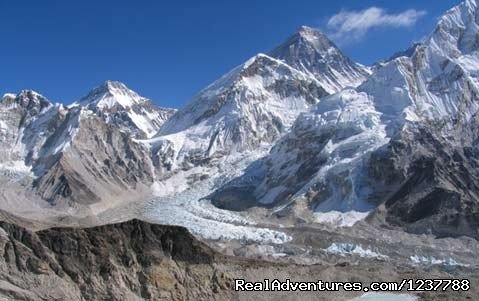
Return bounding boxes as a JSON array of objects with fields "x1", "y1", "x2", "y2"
[
  {"x1": 1, "y1": 0, "x2": 479, "y2": 243},
  {"x1": 3, "y1": 1, "x2": 479, "y2": 300}
]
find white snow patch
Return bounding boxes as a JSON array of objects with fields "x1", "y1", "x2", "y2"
[
  {"x1": 410, "y1": 255, "x2": 468, "y2": 267},
  {"x1": 1, "y1": 93, "x2": 16, "y2": 100},
  {"x1": 51, "y1": 114, "x2": 80, "y2": 155},
  {"x1": 0, "y1": 120, "x2": 8, "y2": 130},
  {"x1": 0, "y1": 161, "x2": 32, "y2": 178},
  {"x1": 313, "y1": 210, "x2": 370, "y2": 227}
]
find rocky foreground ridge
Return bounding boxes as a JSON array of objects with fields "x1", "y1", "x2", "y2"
[{"x1": 0, "y1": 219, "x2": 477, "y2": 301}]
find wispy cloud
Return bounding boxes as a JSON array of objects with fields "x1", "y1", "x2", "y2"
[{"x1": 326, "y1": 7, "x2": 427, "y2": 43}]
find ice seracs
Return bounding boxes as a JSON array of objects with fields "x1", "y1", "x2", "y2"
[{"x1": 324, "y1": 243, "x2": 388, "y2": 259}]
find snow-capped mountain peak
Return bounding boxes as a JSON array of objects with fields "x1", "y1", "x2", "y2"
[
  {"x1": 147, "y1": 52, "x2": 328, "y2": 178},
  {"x1": 75, "y1": 80, "x2": 147, "y2": 110},
  {"x1": 269, "y1": 26, "x2": 340, "y2": 64},
  {"x1": 427, "y1": 0, "x2": 479, "y2": 59},
  {"x1": 1, "y1": 93, "x2": 16, "y2": 100},
  {"x1": 356, "y1": 0, "x2": 479, "y2": 125},
  {"x1": 8, "y1": 90, "x2": 52, "y2": 111},
  {"x1": 158, "y1": 53, "x2": 327, "y2": 137},
  {"x1": 269, "y1": 26, "x2": 370, "y2": 93},
  {"x1": 73, "y1": 80, "x2": 176, "y2": 138},
  {"x1": 296, "y1": 25, "x2": 341, "y2": 55}
]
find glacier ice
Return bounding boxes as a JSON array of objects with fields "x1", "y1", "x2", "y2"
[{"x1": 324, "y1": 243, "x2": 388, "y2": 259}]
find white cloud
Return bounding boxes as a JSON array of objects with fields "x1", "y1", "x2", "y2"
[{"x1": 327, "y1": 7, "x2": 427, "y2": 43}]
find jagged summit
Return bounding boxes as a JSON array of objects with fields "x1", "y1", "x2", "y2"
[
  {"x1": 73, "y1": 80, "x2": 175, "y2": 138},
  {"x1": 268, "y1": 26, "x2": 370, "y2": 93},
  {"x1": 291, "y1": 25, "x2": 337, "y2": 52},
  {"x1": 97, "y1": 80, "x2": 132, "y2": 96},
  {"x1": 1, "y1": 93, "x2": 16, "y2": 99},
  {"x1": 427, "y1": 0, "x2": 479, "y2": 57},
  {"x1": 1, "y1": 90, "x2": 52, "y2": 113},
  {"x1": 75, "y1": 80, "x2": 148, "y2": 109},
  {"x1": 269, "y1": 26, "x2": 339, "y2": 63}
]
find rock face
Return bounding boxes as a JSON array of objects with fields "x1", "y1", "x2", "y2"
[
  {"x1": 33, "y1": 109, "x2": 155, "y2": 207},
  {"x1": 0, "y1": 219, "x2": 228, "y2": 300},
  {"x1": 0, "y1": 91, "x2": 55, "y2": 168},
  {"x1": 371, "y1": 123, "x2": 479, "y2": 239}
]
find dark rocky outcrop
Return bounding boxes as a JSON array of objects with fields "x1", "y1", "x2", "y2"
[
  {"x1": 0, "y1": 219, "x2": 232, "y2": 300},
  {"x1": 369, "y1": 124, "x2": 479, "y2": 239}
]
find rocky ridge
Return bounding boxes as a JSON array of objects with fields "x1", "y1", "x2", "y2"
[{"x1": 0, "y1": 218, "x2": 476, "y2": 301}]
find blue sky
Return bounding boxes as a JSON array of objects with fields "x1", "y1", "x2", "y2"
[{"x1": 0, "y1": 0, "x2": 461, "y2": 108}]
